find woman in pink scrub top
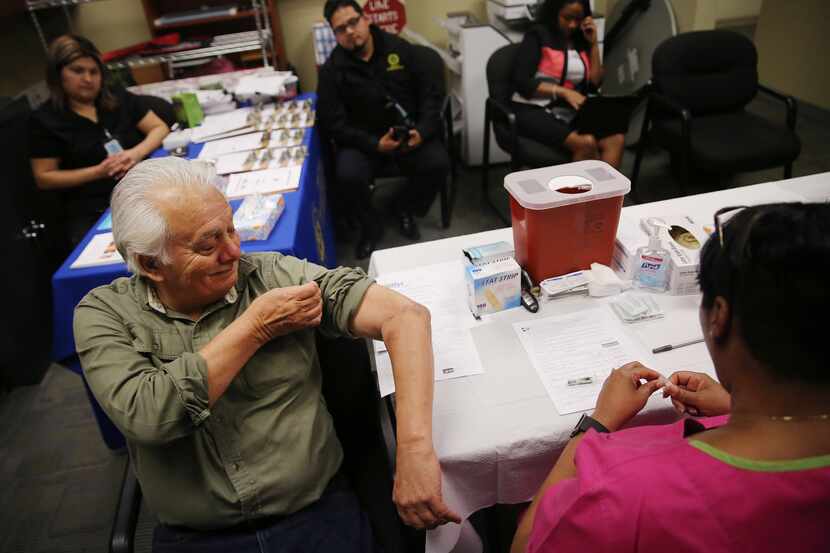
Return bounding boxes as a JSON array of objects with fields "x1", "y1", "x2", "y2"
[{"x1": 512, "y1": 202, "x2": 830, "y2": 553}]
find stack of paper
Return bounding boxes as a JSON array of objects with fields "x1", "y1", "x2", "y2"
[
  {"x1": 191, "y1": 108, "x2": 254, "y2": 143},
  {"x1": 71, "y1": 233, "x2": 124, "y2": 269},
  {"x1": 225, "y1": 167, "x2": 302, "y2": 199}
]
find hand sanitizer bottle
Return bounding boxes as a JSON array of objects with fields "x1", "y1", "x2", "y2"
[{"x1": 634, "y1": 222, "x2": 670, "y2": 292}]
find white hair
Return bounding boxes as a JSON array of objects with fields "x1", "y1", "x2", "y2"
[{"x1": 110, "y1": 157, "x2": 221, "y2": 275}]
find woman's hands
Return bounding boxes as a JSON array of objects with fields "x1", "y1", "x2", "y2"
[
  {"x1": 590, "y1": 364, "x2": 730, "y2": 435},
  {"x1": 592, "y1": 362, "x2": 665, "y2": 431},
  {"x1": 558, "y1": 88, "x2": 587, "y2": 111},
  {"x1": 663, "y1": 371, "x2": 731, "y2": 416},
  {"x1": 95, "y1": 149, "x2": 141, "y2": 180}
]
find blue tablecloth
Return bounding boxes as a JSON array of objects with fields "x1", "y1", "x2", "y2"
[{"x1": 50, "y1": 93, "x2": 335, "y2": 448}]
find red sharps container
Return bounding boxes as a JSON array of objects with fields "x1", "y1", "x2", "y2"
[{"x1": 504, "y1": 160, "x2": 630, "y2": 284}]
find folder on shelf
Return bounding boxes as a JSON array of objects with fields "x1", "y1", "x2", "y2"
[{"x1": 154, "y1": 5, "x2": 239, "y2": 28}]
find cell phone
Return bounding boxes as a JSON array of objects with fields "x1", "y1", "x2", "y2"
[{"x1": 391, "y1": 125, "x2": 409, "y2": 142}]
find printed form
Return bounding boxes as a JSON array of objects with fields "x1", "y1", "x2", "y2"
[
  {"x1": 374, "y1": 260, "x2": 485, "y2": 397},
  {"x1": 514, "y1": 308, "x2": 653, "y2": 414}
]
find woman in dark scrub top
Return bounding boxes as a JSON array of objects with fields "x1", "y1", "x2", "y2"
[{"x1": 29, "y1": 34, "x2": 169, "y2": 246}]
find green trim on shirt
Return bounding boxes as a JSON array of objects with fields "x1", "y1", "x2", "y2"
[{"x1": 689, "y1": 440, "x2": 830, "y2": 472}]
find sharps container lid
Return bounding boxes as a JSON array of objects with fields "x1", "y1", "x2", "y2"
[{"x1": 503, "y1": 160, "x2": 631, "y2": 210}]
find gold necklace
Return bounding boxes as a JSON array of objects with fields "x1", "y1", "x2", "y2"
[{"x1": 767, "y1": 413, "x2": 830, "y2": 422}]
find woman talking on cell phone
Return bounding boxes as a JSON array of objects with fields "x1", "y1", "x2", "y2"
[{"x1": 510, "y1": 0, "x2": 624, "y2": 168}]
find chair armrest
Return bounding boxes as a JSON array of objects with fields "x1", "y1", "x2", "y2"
[
  {"x1": 758, "y1": 83, "x2": 798, "y2": 131},
  {"x1": 485, "y1": 96, "x2": 517, "y2": 127},
  {"x1": 649, "y1": 91, "x2": 691, "y2": 120},
  {"x1": 379, "y1": 396, "x2": 398, "y2": 475},
  {"x1": 110, "y1": 458, "x2": 142, "y2": 553},
  {"x1": 648, "y1": 91, "x2": 692, "y2": 141}
]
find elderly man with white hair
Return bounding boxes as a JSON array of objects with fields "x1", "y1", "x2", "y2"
[{"x1": 73, "y1": 157, "x2": 460, "y2": 552}]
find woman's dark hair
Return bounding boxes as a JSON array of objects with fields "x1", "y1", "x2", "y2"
[
  {"x1": 45, "y1": 34, "x2": 117, "y2": 112},
  {"x1": 698, "y1": 202, "x2": 830, "y2": 384},
  {"x1": 536, "y1": 0, "x2": 593, "y2": 51},
  {"x1": 324, "y1": 0, "x2": 363, "y2": 24}
]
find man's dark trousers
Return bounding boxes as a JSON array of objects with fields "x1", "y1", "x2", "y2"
[
  {"x1": 151, "y1": 474, "x2": 375, "y2": 553},
  {"x1": 335, "y1": 138, "x2": 449, "y2": 236}
]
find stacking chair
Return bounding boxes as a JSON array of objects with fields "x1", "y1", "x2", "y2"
[
  {"x1": 110, "y1": 332, "x2": 415, "y2": 553},
  {"x1": 481, "y1": 43, "x2": 570, "y2": 224},
  {"x1": 630, "y1": 30, "x2": 801, "y2": 198}
]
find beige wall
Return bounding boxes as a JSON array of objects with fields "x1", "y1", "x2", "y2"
[
  {"x1": 279, "y1": 0, "x2": 489, "y2": 93},
  {"x1": 755, "y1": 0, "x2": 830, "y2": 110},
  {"x1": 1, "y1": 0, "x2": 150, "y2": 98},
  {"x1": 72, "y1": 0, "x2": 151, "y2": 52}
]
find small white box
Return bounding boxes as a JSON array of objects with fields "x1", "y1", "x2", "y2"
[
  {"x1": 462, "y1": 241, "x2": 514, "y2": 266},
  {"x1": 465, "y1": 257, "x2": 521, "y2": 317},
  {"x1": 613, "y1": 215, "x2": 711, "y2": 295}
]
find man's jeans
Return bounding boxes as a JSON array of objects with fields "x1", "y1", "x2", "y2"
[{"x1": 152, "y1": 474, "x2": 376, "y2": 553}]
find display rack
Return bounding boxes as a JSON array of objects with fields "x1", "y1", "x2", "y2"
[{"x1": 26, "y1": 0, "x2": 284, "y2": 74}]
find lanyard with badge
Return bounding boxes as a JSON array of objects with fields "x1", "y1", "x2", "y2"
[{"x1": 103, "y1": 128, "x2": 124, "y2": 156}]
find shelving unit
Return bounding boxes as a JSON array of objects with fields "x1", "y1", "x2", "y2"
[
  {"x1": 26, "y1": 0, "x2": 287, "y2": 77},
  {"x1": 139, "y1": 0, "x2": 287, "y2": 72}
]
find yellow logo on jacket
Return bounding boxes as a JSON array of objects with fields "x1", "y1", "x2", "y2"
[{"x1": 387, "y1": 53, "x2": 404, "y2": 71}]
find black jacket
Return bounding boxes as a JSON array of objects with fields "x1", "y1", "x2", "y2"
[{"x1": 317, "y1": 25, "x2": 443, "y2": 154}]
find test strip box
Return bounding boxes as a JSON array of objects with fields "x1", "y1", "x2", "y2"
[{"x1": 464, "y1": 257, "x2": 521, "y2": 317}]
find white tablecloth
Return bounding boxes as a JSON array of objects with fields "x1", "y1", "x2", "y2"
[{"x1": 368, "y1": 173, "x2": 830, "y2": 553}]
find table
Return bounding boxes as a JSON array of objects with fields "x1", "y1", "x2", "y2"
[
  {"x1": 51, "y1": 92, "x2": 335, "y2": 448},
  {"x1": 368, "y1": 172, "x2": 830, "y2": 553}
]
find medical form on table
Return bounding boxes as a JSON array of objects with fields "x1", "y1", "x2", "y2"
[
  {"x1": 374, "y1": 260, "x2": 485, "y2": 397},
  {"x1": 514, "y1": 308, "x2": 653, "y2": 414}
]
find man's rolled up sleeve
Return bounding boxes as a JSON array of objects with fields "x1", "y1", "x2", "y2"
[
  {"x1": 74, "y1": 294, "x2": 210, "y2": 445},
  {"x1": 267, "y1": 254, "x2": 373, "y2": 338}
]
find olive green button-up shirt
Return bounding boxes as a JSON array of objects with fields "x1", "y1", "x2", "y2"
[{"x1": 73, "y1": 253, "x2": 373, "y2": 529}]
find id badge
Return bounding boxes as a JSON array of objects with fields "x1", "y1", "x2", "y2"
[{"x1": 104, "y1": 138, "x2": 124, "y2": 155}]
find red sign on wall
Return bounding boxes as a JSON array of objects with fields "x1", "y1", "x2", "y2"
[{"x1": 363, "y1": 0, "x2": 407, "y2": 34}]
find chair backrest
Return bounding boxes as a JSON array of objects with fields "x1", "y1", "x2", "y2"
[
  {"x1": 137, "y1": 94, "x2": 178, "y2": 128},
  {"x1": 652, "y1": 30, "x2": 758, "y2": 115},
  {"x1": 411, "y1": 44, "x2": 446, "y2": 92},
  {"x1": 487, "y1": 43, "x2": 522, "y2": 105}
]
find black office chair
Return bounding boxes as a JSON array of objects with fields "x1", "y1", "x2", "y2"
[
  {"x1": 630, "y1": 30, "x2": 801, "y2": 198},
  {"x1": 110, "y1": 332, "x2": 415, "y2": 553},
  {"x1": 481, "y1": 43, "x2": 570, "y2": 225}
]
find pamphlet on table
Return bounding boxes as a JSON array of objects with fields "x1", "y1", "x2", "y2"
[{"x1": 70, "y1": 233, "x2": 124, "y2": 269}]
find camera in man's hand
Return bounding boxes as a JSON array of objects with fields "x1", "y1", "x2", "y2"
[{"x1": 391, "y1": 125, "x2": 411, "y2": 142}]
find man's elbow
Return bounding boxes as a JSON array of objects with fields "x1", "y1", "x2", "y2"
[{"x1": 386, "y1": 300, "x2": 431, "y2": 338}]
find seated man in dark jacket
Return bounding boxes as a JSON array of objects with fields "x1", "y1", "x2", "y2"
[{"x1": 317, "y1": 0, "x2": 449, "y2": 259}]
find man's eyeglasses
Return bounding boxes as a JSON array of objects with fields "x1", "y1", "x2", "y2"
[{"x1": 332, "y1": 15, "x2": 363, "y2": 36}]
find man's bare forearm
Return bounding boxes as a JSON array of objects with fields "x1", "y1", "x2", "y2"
[{"x1": 382, "y1": 303, "x2": 434, "y2": 447}]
